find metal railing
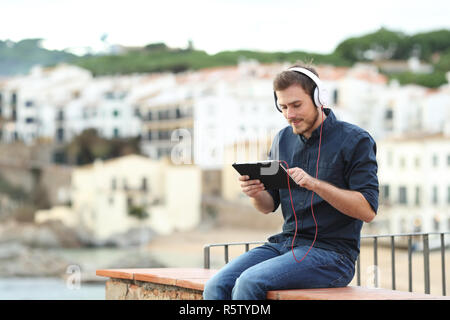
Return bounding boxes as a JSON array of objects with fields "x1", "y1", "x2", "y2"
[{"x1": 203, "y1": 232, "x2": 449, "y2": 296}]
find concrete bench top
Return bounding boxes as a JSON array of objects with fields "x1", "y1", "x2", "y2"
[
  {"x1": 96, "y1": 267, "x2": 450, "y2": 300},
  {"x1": 97, "y1": 268, "x2": 219, "y2": 291}
]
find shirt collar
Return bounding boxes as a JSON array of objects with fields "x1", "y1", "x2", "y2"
[{"x1": 299, "y1": 108, "x2": 335, "y2": 143}]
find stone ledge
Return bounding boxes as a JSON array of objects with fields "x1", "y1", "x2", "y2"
[
  {"x1": 105, "y1": 279, "x2": 203, "y2": 300},
  {"x1": 96, "y1": 267, "x2": 450, "y2": 300}
]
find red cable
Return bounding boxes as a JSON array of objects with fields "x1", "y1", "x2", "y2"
[{"x1": 281, "y1": 107, "x2": 324, "y2": 263}]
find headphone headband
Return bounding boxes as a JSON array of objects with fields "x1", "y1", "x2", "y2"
[{"x1": 287, "y1": 67, "x2": 323, "y2": 91}]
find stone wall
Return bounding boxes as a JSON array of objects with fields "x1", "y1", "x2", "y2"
[{"x1": 105, "y1": 278, "x2": 203, "y2": 300}]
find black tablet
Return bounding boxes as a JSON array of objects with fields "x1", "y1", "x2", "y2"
[{"x1": 232, "y1": 160, "x2": 301, "y2": 190}]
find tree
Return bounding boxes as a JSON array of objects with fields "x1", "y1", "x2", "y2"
[
  {"x1": 64, "y1": 129, "x2": 141, "y2": 165},
  {"x1": 334, "y1": 27, "x2": 408, "y2": 62}
]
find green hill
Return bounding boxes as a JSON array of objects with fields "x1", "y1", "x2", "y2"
[
  {"x1": 1, "y1": 28, "x2": 449, "y2": 87},
  {"x1": 0, "y1": 38, "x2": 77, "y2": 76}
]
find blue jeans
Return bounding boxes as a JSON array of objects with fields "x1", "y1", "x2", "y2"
[{"x1": 203, "y1": 239, "x2": 355, "y2": 300}]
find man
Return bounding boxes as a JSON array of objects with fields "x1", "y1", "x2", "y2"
[{"x1": 203, "y1": 64, "x2": 379, "y2": 300}]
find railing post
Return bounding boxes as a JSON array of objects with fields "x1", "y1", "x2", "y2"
[
  {"x1": 408, "y1": 235, "x2": 413, "y2": 292},
  {"x1": 204, "y1": 245, "x2": 210, "y2": 269},
  {"x1": 224, "y1": 245, "x2": 229, "y2": 264},
  {"x1": 356, "y1": 254, "x2": 361, "y2": 286},
  {"x1": 391, "y1": 236, "x2": 396, "y2": 290},
  {"x1": 423, "y1": 234, "x2": 430, "y2": 294},
  {"x1": 373, "y1": 237, "x2": 378, "y2": 288},
  {"x1": 441, "y1": 233, "x2": 446, "y2": 296}
]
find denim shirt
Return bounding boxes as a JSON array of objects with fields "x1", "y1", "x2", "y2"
[{"x1": 266, "y1": 108, "x2": 379, "y2": 262}]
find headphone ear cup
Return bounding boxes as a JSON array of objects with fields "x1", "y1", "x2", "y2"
[
  {"x1": 273, "y1": 91, "x2": 282, "y2": 112},
  {"x1": 313, "y1": 88, "x2": 322, "y2": 107}
]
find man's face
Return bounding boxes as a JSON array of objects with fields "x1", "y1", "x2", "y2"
[{"x1": 276, "y1": 84, "x2": 319, "y2": 138}]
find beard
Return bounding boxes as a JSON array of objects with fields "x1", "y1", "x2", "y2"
[{"x1": 290, "y1": 107, "x2": 319, "y2": 136}]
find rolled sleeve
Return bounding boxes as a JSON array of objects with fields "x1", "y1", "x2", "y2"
[
  {"x1": 266, "y1": 188, "x2": 280, "y2": 212},
  {"x1": 344, "y1": 132, "x2": 379, "y2": 213}
]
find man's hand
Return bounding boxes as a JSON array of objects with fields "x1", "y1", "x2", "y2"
[
  {"x1": 238, "y1": 175, "x2": 274, "y2": 214},
  {"x1": 239, "y1": 175, "x2": 265, "y2": 198},
  {"x1": 287, "y1": 167, "x2": 318, "y2": 191}
]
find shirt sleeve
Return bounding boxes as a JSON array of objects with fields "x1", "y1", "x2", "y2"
[
  {"x1": 343, "y1": 132, "x2": 379, "y2": 213},
  {"x1": 266, "y1": 133, "x2": 281, "y2": 212}
]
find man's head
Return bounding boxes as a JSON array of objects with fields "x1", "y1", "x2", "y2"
[{"x1": 273, "y1": 65, "x2": 324, "y2": 138}]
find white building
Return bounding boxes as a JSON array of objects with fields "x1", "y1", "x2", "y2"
[
  {"x1": 36, "y1": 154, "x2": 202, "y2": 241},
  {"x1": 376, "y1": 134, "x2": 450, "y2": 234},
  {"x1": 0, "y1": 64, "x2": 147, "y2": 145},
  {"x1": 0, "y1": 64, "x2": 92, "y2": 144}
]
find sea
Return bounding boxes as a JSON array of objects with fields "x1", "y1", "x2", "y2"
[
  {"x1": 0, "y1": 246, "x2": 205, "y2": 300},
  {"x1": 0, "y1": 277, "x2": 105, "y2": 300}
]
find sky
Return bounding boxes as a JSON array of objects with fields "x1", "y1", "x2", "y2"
[{"x1": 1, "y1": 0, "x2": 450, "y2": 55}]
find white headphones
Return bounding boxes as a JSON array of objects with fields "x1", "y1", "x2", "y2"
[{"x1": 274, "y1": 67, "x2": 328, "y2": 112}]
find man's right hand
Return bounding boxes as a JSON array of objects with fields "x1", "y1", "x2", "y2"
[{"x1": 239, "y1": 175, "x2": 265, "y2": 198}]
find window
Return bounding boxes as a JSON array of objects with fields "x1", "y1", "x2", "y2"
[
  {"x1": 415, "y1": 186, "x2": 421, "y2": 206},
  {"x1": 141, "y1": 177, "x2": 148, "y2": 191},
  {"x1": 56, "y1": 128, "x2": 64, "y2": 142},
  {"x1": 11, "y1": 93, "x2": 17, "y2": 107},
  {"x1": 53, "y1": 151, "x2": 66, "y2": 164},
  {"x1": 25, "y1": 100, "x2": 33, "y2": 107},
  {"x1": 113, "y1": 128, "x2": 119, "y2": 138},
  {"x1": 432, "y1": 186, "x2": 438, "y2": 205},
  {"x1": 111, "y1": 178, "x2": 117, "y2": 190},
  {"x1": 432, "y1": 154, "x2": 438, "y2": 167},
  {"x1": 398, "y1": 186, "x2": 407, "y2": 205},
  {"x1": 25, "y1": 117, "x2": 34, "y2": 123},
  {"x1": 448, "y1": 186, "x2": 450, "y2": 205},
  {"x1": 158, "y1": 110, "x2": 167, "y2": 120},
  {"x1": 333, "y1": 89, "x2": 339, "y2": 105},
  {"x1": 113, "y1": 110, "x2": 119, "y2": 117},
  {"x1": 158, "y1": 130, "x2": 170, "y2": 140},
  {"x1": 105, "y1": 92, "x2": 114, "y2": 99},
  {"x1": 385, "y1": 109, "x2": 393, "y2": 120},
  {"x1": 447, "y1": 155, "x2": 450, "y2": 166}
]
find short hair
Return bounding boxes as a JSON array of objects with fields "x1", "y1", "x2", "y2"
[{"x1": 273, "y1": 63, "x2": 319, "y2": 99}]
